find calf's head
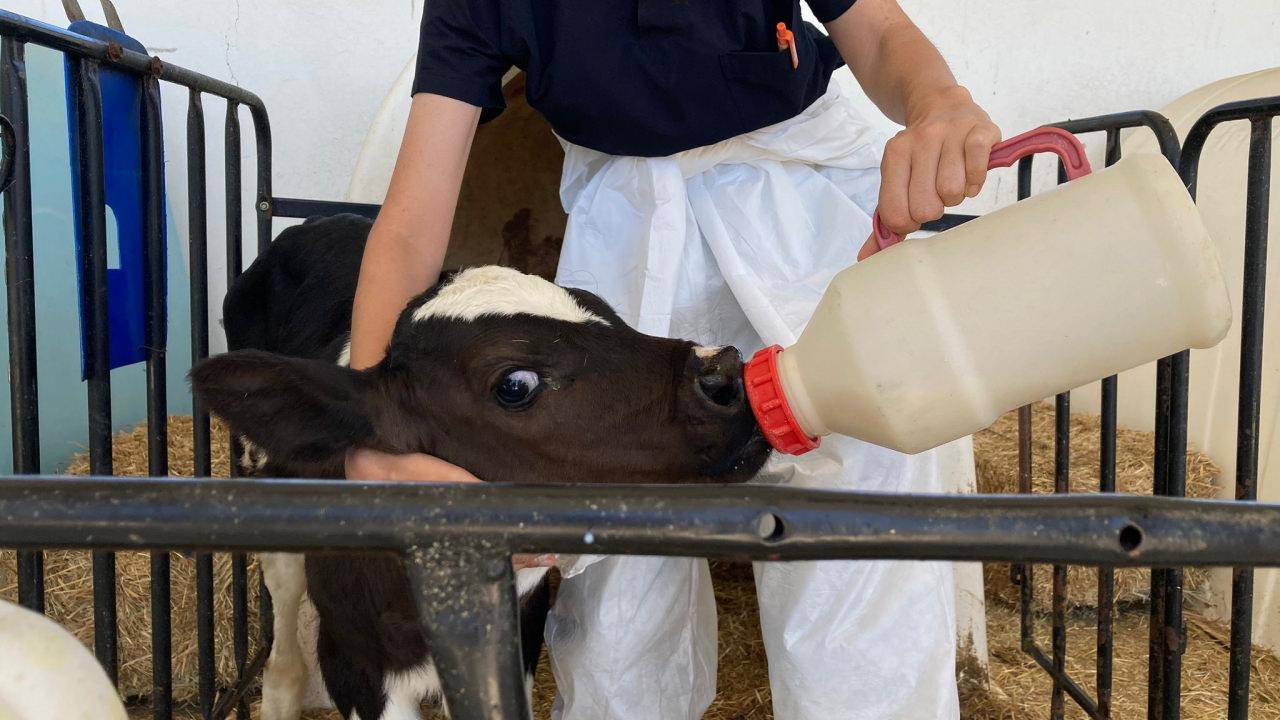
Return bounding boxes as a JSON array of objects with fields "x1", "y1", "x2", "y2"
[{"x1": 191, "y1": 266, "x2": 770, "y2": 484}]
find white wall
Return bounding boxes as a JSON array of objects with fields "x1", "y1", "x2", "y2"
[{"x1": 6, "y1": 0, "x2": 1278, "y2": 348}]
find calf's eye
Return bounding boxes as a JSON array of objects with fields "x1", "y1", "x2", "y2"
[{"x1": 495, "y1": 369, "x2": 542, "y2": 409}]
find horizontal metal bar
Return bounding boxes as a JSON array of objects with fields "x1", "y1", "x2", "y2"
[
  {"x1": 0, "y1": 9, "x2": 266, "y2": 110},
  {"x1": 3, "y1": 478, "x2": 1280, "y2": 566},
  {"x1": 269, "y1": 196, "x2": 380, "y2": 220}
]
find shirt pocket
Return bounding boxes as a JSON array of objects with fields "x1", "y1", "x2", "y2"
[{"x1": 719, "y1": 48, "x2": 810, "y2": 126}]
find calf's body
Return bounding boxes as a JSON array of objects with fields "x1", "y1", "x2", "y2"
[{"x1": 193, "y1": 214, "x2": 768, "y2": 719}]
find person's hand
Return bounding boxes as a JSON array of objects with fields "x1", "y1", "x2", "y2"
[
  {"x1": 344, "y1": 447, "x2": 557, "y2": 572},
  {"x1": 871, "y1": 85, "x2": 1000, "y2": 244}
]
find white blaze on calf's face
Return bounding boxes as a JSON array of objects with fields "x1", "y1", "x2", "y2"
[{"x1": 411, "y1": 266, "x2": 608, "y2": 326}]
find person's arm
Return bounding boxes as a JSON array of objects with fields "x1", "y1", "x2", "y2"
[
  {"x1": 824, "y1": 0, "x2": 1001, "y2": 236},
  {"x1": 344, "y1": 93, "x2": 484, "y2": 484},
  {"x1": 348, "y1": 93, "x2": 480, "y2": 370}
]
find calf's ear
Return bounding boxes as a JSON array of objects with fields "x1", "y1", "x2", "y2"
[{"x1": 189, "y1": 350, "x2": 374, "y2": 467}]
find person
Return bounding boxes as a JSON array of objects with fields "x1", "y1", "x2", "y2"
[{"x1": 345, "y1": 1, "x2": 999, "y2": 718}]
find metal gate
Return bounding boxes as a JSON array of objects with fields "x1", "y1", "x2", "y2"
[{"x1": 1, "y1": 9, "x2": 1278, "y2": 720}]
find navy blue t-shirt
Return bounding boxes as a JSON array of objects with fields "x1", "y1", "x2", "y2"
[{"x1": 413, "y1": 1, "x2": 857, "y2": 157}]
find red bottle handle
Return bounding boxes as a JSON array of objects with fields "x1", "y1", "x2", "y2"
[{"x1": 865, "y1": 126, "x2": 1093, "y2": 256}]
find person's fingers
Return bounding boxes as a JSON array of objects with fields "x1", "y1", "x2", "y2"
[
  {"x1": 936, "y1": 132, "x2": 968, "y2": 207},
  {"x1": 963, "y1": 123, "x2": 1001, "y2": 197},
  {"x1": 907, "y1": 130, "x2": 945, "y2": 226},
  {"x1": 878, "y1": 133, "x2": 916, "y2": 234},
  {"x1": 345, "y1": 447, "x2": 479, "y2": 483}
]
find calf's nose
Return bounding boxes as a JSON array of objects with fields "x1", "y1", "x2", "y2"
[{"x1": 694, "y1": 346, "x2": 744, "y2": 409}]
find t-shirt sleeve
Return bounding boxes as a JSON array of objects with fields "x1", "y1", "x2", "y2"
[
  {"x1": 805, "y1": 0, "x2": 857, "y2": 24},
  {"x1": 412, "y1": 0, "x2": 509, "y2": 114}
]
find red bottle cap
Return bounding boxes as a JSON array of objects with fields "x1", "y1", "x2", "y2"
[{"x1": 744, "y1": 345, "x2": 820, "y2": 455}]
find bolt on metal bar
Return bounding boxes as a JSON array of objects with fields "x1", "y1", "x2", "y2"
[
  {"x1": 140, "y1": 72, "x2": 173, "y2": 720},
  {"x1": 1178, "y1": 96, "x2": 1280, "y2": 720},
  {"x1": 247, "y1": 104, "x2": 271, "y2": 255},
  {"x1": 69, "y1": 54, "x2": 119, "y2": 686},
  {"x1": 1, "y1": 37, "x2": 44, "y2": 613}
]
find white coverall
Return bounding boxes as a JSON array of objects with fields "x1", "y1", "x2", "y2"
[{"x1": 545, "y1": 81, "x2": 972, "y2": 720}]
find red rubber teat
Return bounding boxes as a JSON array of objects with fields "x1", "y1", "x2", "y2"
[{"x1": 744, "y1": 345, "x2": 819, "y2": 455}]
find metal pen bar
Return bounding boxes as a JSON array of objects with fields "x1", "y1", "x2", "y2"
[
  {"x1": 248, "y1": 105, "x2": 271, "y2": 254},
  {"x1": 70, "y1": 54, "x2": 118, "y2": 687},
  {"x1": 1096, "y1": 126, "x2": 1123, "y2": 720},
  {"x1": 7, "y1": 479, "x2": 1280, "y2": 565},
  {"x1": 1052, "y1": 392, "x2": 1071, "y2": 720},
  {"x1": 0, "y1": 37, "x2": 43, "y2": 613},
  {"x1": 1149, "y1": 358, "x2": 1171, "y2": 719},
  {"x1": 208, "y1": 646, "x2": 269, "y2": 720},
  {"x1": 1014, "y1": 156, "x2": 1036, "y2": 654},
  {"x1": 224, "y1": 100, "x2": 250, "y2": 719},
  {"x1": 268, "y1": 196, "x2": 378, "y2": 221},
  {"x1": 1159, "y1": 99, "x2": 1280, "y2": 720},
  {"x1": 1025, "y1": 644, "x2": 1104, "y2": 719},
  {"x1": 187, "y1": 89, "x2": 216, "y2": 720},
  {"x1": 0, "y1": 9, "x2": 268, "y2": 111},
  {"x1": 140, "y1": 73, "x2": 173, "y2": 720},
  {"x1": 1227, "y1": 115, "x2": 1272, "y2": 720}
]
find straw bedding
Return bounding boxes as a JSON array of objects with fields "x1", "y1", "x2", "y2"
[
  {"x1": 0, "y1": 417, "x2": 263, "y2": 705},
  {"x1": 12, "y1": 414, "x2": 1267, "y2": 720}
]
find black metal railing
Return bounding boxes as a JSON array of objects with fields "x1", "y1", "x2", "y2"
[
  {"x1": 1, "y1": 7, "x2": 1278, "y2": 720},
  {"x1": 0, "y1": 9, "x2": 271, "y2": 718},
  {"x1": 5, "y1": 480, "x2": 1280, "y2": 719}
]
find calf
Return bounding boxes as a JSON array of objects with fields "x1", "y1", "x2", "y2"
[{"x1": 190, "y1": 214, "x2": 769, "y2": 720}]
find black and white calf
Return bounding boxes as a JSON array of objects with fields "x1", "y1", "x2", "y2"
[{"x1": 190, "y1": 214, "x2": 770, "y2": 720}]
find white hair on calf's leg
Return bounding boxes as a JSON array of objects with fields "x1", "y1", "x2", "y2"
[
  {"x1": 336, "y1": 338, "x2": 352, "y2": 368},
  {"x1": 259, "y1": 553, "x2": 311, "y2": 720},
  {"x1": 412, "y1": 267, "x2": 607, "y2": 326}
]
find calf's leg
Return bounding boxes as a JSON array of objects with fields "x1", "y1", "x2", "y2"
[{"x1": 259, "y1": 553, "x2": 310, "y2": 720}]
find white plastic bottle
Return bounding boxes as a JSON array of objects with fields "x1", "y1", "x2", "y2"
[{"x1": 745, "y1": 128, "x2": 1233, "y2": 456}]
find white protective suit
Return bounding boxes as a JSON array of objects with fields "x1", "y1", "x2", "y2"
[{"x1": 545, "y1": 82, "x2": 972, "y2": 720}]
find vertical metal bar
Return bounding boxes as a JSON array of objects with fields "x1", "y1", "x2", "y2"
[
  {"x1": 1013, "y1": 156, "x2": 1036, "y2": 654},
  {"x1": 247, "y1": 99, "x2": 274, "y2": 672},
  {"x1": 1227, "y1": 116, "x2": 1271, "y2": 720},
  {"x1": 188, "y1": 89, "x2": 216, "y2": 719},
  {"x1": 1149, "y1": 357, "x2": 1171, "y2": 720},
  {"x1": 223, "y1": 99, "x2": 251, "y2": 719},
  {"x1": 1, "y1": 38, "x2": 44, "y2": 614},
  {"x1": 140, "y1": 73, "x2": 173, "y2": 720},
  {"x1": 403, "y1": 548, "x2": 532, "y2": 720},
  {"x1": 70, "y1": 55, "x2": 118, "y2": 687},
  {"x1": 1051, "y1": 392, "x2": 1070, "y2": 720},
  {"x1": 1047, "y1": 157, "x2": 1071, "y2": 720},
  {"x1": 1096, "y1": 128, "x2": 1122, "y2": 720},
  {"x1": 248, "y1": 105, "x2": 272, "y2": 254},
  {"x1": 1160, "y1": 351, "x2": 1189, "y2": 720},
  {"x1": 224, "y1": 102, "x2": 241, "y2": 287}
]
